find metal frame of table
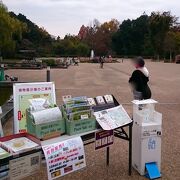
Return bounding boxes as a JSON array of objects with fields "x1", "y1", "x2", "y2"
[{"x1": 80, "y1": 123, "x2": 133, "y2": 175}]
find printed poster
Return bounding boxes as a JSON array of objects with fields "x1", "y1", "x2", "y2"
[
  {"x1": 94, "y1": 105, "x2": 132, "y2": 130},
  {"x1": 13, "y1": 82, "x2": 56, "y2": 133},
  {"x1": 42, "y1": 137, "x2": 86, "y2": 180},
  {"x1": 9, "y1": 152, "x2": 41, "y2": 180}
]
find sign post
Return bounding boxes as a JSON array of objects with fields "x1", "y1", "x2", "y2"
[{"x1": 95, "y1": 130, "x2": 114, "y2": 166}]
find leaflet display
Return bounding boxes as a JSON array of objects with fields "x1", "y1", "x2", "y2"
[{"x1": 94, "y1": 105, "x2": 132, "y2": 130}]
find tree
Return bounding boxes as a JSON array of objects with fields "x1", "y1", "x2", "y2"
[
  {"x1": 0, "y1": 2, "x2": 26, "y2": 58},
  {"x1": 94, "y1": 19, "x2": 119, "y2": 55},
  {"x1": 9, "y1": 12, "x2": 53, "y2": 56},
  {"x1": 79, "y1": 19, "x2": 119, "y2": 56},
  {"x1": 174, "y1": 31, "x2": 180, "y2": 54},
  {"x1": 164, "y1": 31, "x2": 176, "y2": 61},
  {"x1": 52, "y1": 35, "x2": 90, "y2": 56},
  {"x1": 112, "y1": 15, "x2": 149, "y2": 56},
  {"x1": 78, "y1": 25, "x2": 88, "y2": 40},
  {"x1": 149, "y1": 11, "x2": 177, "y2": 60}
]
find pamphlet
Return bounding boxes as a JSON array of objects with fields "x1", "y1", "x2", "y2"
[
  {"x1": 1, "y1": 137, "x2": 39, "y2": 153},
  {"x1": 0, "y1": 147, "x2": 9, "y2": 159},
  {"x1": 87, "y1": 98, "x2": 96, "y2": 106},
  {"x1": 31, "y1": 107, "x2": 62, "y2": 125},
  {"x1": 29, "y1": 98, "x2": 51, "y2": 111},
  {"x1": 104, "y1": 95, "x2": 114, "y2": 104},
  {"x1": 94, "y1": 105, "x2": 132, "y2": 130},
  {"x1": 96, "y1": 96, "x2": 105, "y2": 105}
]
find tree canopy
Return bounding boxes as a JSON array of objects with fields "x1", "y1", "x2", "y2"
[
  {"x1": 112, "y1": 12, "x2": 180, "y2": 59},
  {"x1": 0, "y1": 0, "x2": 180, "y2": 61},
  {"x1": 0, "y1": 3, "x2": 26, "y2": 57}
]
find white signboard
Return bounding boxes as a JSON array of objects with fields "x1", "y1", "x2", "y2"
[
  {"x1": 9, "y1": 152, "x2": 41, "y2": 180},
  {"x1": 42, "y1": 137, "x2": 86, "y2": 180},
  {"x1": 13, "y1": 82, "x2": 56, "y2": 133},
  {"x1": 94, "y1": 105, "x2": 132, "y2": 130}
]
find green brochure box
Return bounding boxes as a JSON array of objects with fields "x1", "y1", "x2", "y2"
[
  {"x1": 27, "y1": 107, "x2": 65, "y2": 140},
  {"x1": 62, "y1": 107, "x2": 97, "y2": 135}
]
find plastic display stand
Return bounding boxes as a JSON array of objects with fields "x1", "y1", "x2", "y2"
[{"x1": 145, "y1": 162, "x2": 161, "y2": 179}]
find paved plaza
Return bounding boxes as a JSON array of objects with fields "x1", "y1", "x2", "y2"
[{"x1": 4, "y1": 61, "x2": 180, "y2": 180}]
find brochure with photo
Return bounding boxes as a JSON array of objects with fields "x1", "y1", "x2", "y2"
[
  {"x1": 87, "y1": 98, "x2": 96, "y2": 106},
  {"x1": 96, "y1": 96, "x2": 105, "y2": 105},
  {"x1": 1, "y1": 137, "x2": 39, "y2": 153},
  {"x1": 104, "y1": 95, "x2": 114, "y2": 104}
]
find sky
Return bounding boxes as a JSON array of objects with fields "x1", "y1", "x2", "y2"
[{"x1": 3, "y1": 0, "x2": 180, "y2": 38}]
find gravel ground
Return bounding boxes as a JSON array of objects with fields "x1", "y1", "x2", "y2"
[{"x1": 3, "y1": 61, "x2": 180, "y2": 180}]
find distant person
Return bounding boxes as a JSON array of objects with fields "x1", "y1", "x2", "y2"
[
  {"x1": 72, "y1": 57, "x2": 75, "y2": 64},
  {"x1": 99, "y1": 56, "x2": 104, "y2": 69},
  {"x1": 129, "y1": 57, "x2": 151, "y2": 100}
]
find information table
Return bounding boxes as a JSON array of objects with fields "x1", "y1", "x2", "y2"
[
  {"x1": 0, "y1": 123, "x2": 133, "y2": 176},
  {"x1": 0, "y1": 95, "x2": 133, "y2": 178}
]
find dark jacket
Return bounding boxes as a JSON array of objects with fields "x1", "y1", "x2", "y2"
[{"x1": 129, "y1": 70, "x2": 151, "y2": 99}]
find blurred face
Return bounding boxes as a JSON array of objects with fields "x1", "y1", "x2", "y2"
[{"x1": 131, "y1": 59, "x2": 138, "y2": 68}]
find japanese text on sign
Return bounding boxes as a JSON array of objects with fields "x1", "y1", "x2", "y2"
[
  {"x1": 9, "y1": 152, "x2": 41, "y2": 180},
  {"x1": 95, "y1": 130, "x2": 114, "y2": 150},
  {"x1": 13, "y1": 82, "x2": 56, "y2": 133},
  {"x1": 42, "y1": 137, "x2": 86, "y2": 180}
]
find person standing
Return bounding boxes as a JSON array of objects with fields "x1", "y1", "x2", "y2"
[
  {"x1": 129, "y1": 57, "x2": 151, "y2": 100},
  {"x1": 99, "y1": 56, "x2": 104, "y2": 69}
]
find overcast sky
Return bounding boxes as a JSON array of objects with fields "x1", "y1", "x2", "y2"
[{"x1": 4, "y1": 0, "x2": 180, "y2": 37}]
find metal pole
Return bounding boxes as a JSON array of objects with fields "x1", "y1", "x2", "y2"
[
  {"x1": 129, "y1": 122, "x2": 133, "y2": 175},
  {"x1": 46, "y1": 66, "x2": 50, "y2": 82},
  {"x1": 106, "y1": 146, "x2": 110, "y2": 166}
]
